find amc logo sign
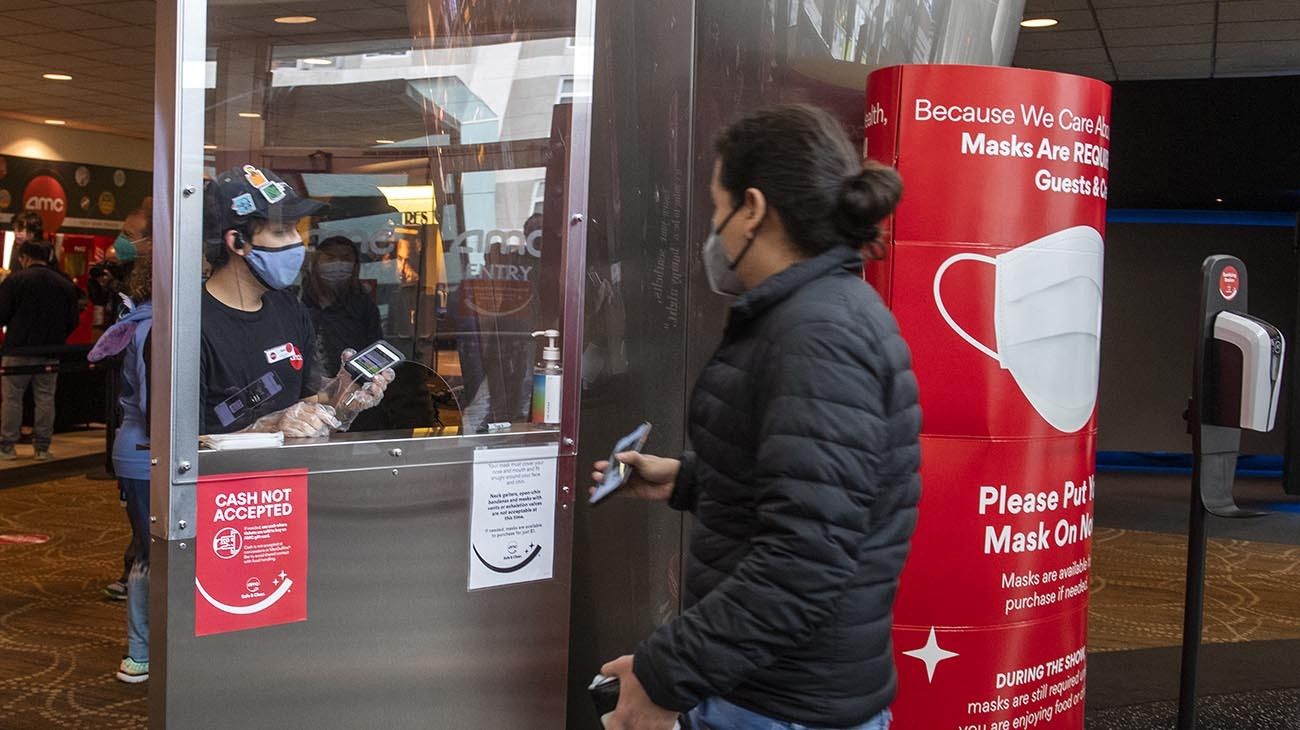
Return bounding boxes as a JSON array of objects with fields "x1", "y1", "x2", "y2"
[{"x1": 22, "y1": 174, "x2": 68, "y2": 233}]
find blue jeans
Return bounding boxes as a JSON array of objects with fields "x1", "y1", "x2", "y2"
[
  {"x1": 122, "y1": 478, "x2": 150, "y2": 662},
  {"x1": 686, "y1": 698, "x2": 890, "y2": 730}
]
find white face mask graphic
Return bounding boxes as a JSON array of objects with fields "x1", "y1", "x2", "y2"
[{"x1": 933, "y1": 226, "x2": 1104, "y2": 433}]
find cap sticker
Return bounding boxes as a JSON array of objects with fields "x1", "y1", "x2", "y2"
[
  {"x1": 231, "y1": 193, "x2": 256, "y2": 216},
  {"x1": 260, "y1": 181, "x2": 286, "y2": 204},
  {"x1": 243, "y1": 165, "x2": 269, "y2": 188}
]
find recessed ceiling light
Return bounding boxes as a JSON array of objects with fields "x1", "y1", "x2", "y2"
[
  {"x1": 302, "y1": 58, "x2": 332, "y2": 66},
  {"x1": 1020, "y1": 18, "x2": 1059, "y2": 28},
  {"x1": 43, "y1": 73, "x2": 72, "y2": 81},
  {"x1": 1215, "y1": 197, "x2": 1224, "y2": 203},
  {"x1": 274, "y1": 15, "x2": 316, "y2": 24},
  {"x1": 238, "y1": 112, "x2": 261, "y2": 119},
  {"x1": 204, "y1": 144, "x2": 218, "y2": 150},
  {"x1": 44, "y1": 119, "x2": 66, "y2": 126},
  {"x1": 375, "y1": 139, "x2": 395, "y2": 144}
]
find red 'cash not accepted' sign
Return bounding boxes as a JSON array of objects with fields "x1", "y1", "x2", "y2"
[{"x1": 195, "y1": 468, "x2": 308, "y2": 637}]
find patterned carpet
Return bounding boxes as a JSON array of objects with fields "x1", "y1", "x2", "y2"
[
  {"x1": 1090, "y1": 526, "x2": 1300, "y2": 652},
  {"x1": 0, "y1": 466, "x2": 1297, "y2": 729},
  {"x1": 0, "y1": 461, "x2": 146, "y2": 730}
]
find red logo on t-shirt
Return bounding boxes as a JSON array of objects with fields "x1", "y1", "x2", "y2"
[{"x1": 265, "y1": 342, "x2": 304, "y2": 371}]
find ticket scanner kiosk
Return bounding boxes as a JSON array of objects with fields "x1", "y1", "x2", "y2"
[
  {"x1": 148, "y1": 1, "x2": 594, "y2": 727},
  {"x1": 1178, "y1": 255, "x2": 1285, "y2": 729}
]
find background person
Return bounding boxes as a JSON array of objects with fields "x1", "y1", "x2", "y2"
[
  {"x1": 591, "y1": 105, "x2": 918, "y2": 730},
  {"x1": 87, "y1": 206, "x2": 154, "y2": 683},
  {"x1": 0, "y1": 239, "x2": 81, "y2": 460}
]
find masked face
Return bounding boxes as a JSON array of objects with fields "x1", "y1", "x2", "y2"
[
  {"x1": 933, "y1": 226, "x2": 1104, "y2": 433},
  {"x1": 114, "y1": 233, "x2": 139, "y2": 263},
  {"x1": 242, "y1": 221, "x2": 306, "y2": 290},
  {"x1": 317, "y1": 260, "x2": 353, "y2": 284}
]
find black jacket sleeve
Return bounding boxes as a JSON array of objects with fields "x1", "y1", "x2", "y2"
[
  {"x1": 633, "y1": 320, "x2": 888, "y2": 710},
  {"x1": 667, "y1": 450, "x2": 699, "y2": 512},
  {"x1": 0, "y1": 277, "x2": 13, "y2": 328}
]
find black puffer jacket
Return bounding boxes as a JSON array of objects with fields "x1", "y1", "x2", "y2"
[{"x1": 633, "y1": 245, "x2": 922, "y2": 727}]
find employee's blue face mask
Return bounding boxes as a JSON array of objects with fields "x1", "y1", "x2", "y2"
[
  {"x1": 113, "y1": 233, "x2": 139, "y2": 263},
  {"x1": 244, "y1": 242, "x2": 305, "y2": 291}
]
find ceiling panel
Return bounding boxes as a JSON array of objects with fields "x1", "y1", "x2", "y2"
[
  {"x1": 1108, "y1": 41, "x2": 1212, "y2": 61},
  {"x1": 1104, "y1": 23, "x2": 1214, "y2": 47},
  {"x1": 1017, "y1": 0, "x2": 1300, "y2": 81},
  {"x1": 1219, "y1": 0, "x2": 1300, "y2": 23},
  {"x1": 1219, "y1": 20, "x2": 1300, "y2": 43},
  {"x1": 2, "y1": 4, "x2": 123, "y2": 27},
  {"x1": 1114, "y1": 58, "x2": 1214, "y2": 77},
  {"x1": 1096, "y1": 3, "x2": 1215, "y2": 28},
  {"x1": 1016, "y1": 28, "x2": 1105, "y2": 51}
]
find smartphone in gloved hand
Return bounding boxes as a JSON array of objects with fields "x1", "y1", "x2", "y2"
[{"x1": 344, "y1": 339, "x2": 404, "y2": 381}]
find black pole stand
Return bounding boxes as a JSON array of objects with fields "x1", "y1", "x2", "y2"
[{"x1": 1177, "y1": 256, "x2": 1266, "y2": 730}]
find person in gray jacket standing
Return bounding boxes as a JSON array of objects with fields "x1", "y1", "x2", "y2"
[{"x1": 591, "y1": 105, "x2": 920, "y2": 730}]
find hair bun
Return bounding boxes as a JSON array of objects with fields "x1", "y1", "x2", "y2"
[{"x1": 832, "y1": 162, "x2": 902, "y2": 248}]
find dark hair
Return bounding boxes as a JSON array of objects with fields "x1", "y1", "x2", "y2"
[
  {"x1": 714, "y1": 104, "x2": 902, "y2": 258},
  {"x1": 13, "y1": 211, "x2": 43, "y2": 240},
  {"x1": 128, "y1": 196, "x2": 153, "y2": 239},
  {"x1": 18, "y1": 240, "x2": 52, "y2": 263}
]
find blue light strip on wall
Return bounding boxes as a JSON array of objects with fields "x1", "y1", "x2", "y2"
[
  {"x1": 1107, "y1": 209, "x2": 1297, "y2": 227},
  {"x1": 1097, "y1": 451, "x2": 1283, "y2": 478}
]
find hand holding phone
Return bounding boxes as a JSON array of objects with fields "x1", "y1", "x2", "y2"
[{"x1": 588, "y1": 424, "x2": 686, "y2": 505}]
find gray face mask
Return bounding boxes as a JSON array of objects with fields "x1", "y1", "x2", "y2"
[{"x1": 702, "y1": 205, "x2": 755, "y2": 296}]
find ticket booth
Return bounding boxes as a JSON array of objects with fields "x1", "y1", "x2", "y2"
[{"x1": 149, "y1": 1, "x2": 593, "y2": 727}]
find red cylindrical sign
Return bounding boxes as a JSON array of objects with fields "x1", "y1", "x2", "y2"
[
  {"x1": 22, "y1": 174, "x2": 68, "y2": 234},
  {"x1": 865, "y1": 65, "x2": 1110, "y2": 730}
]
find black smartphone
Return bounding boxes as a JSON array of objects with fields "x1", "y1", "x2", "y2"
[
  {"x1": 588, "y1": 674, "x2": 619, "y2": 720},
  {"x1": 214, "y1": 371, "x2": 284, "y2": 428},
  {"x1": 344, "y1": 339, "x2": 404, "y2": 381},
  {"x1": 589, "y1": 422, "x2": 652, "y2": 506}
]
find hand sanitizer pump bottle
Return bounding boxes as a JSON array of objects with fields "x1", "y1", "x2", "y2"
[{"x1": 531, "y1": 330, "x2": 562, "y2": 426}]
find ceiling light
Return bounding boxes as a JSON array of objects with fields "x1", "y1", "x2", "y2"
[
  {"x1": 44, "y1": 119, "x2": 66, "y2": 126},
  {"x1": 238, "y1": 112, "x2": 261, "y2": 119},
  {"x1": 274, "y1": 15, "x2": 317, "y2": 24},
  {"x1": 1020, "y1": 18, "x2": 1059, "y2": 28},
  {"x1": 1215, "y1": 197, "x2": 1224, "y2": 203},
  {"x1": 42, "y1": 73, "x2": 72, "y2": 81},
  {"x1": 204, "y1": 144, "x2": 217, "y2": 150},
  {"x1": 302, "y1": 58, "x2": 332, "y2": 66},
  {"x1": 375, "y1": 139, "x2": 395, "y2": 144}
]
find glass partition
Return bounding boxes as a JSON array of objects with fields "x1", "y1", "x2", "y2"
[{"x1": 195, "y1": 0, "x2": 591, "y2": 441}]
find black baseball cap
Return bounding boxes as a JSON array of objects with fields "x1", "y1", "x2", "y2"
[{"x1": 204, "y1": 164, "x2": 327, "y2": 238}]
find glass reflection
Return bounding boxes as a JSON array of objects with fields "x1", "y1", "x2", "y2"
[{"x1": 199, "y1": 0, "x2": 585, "y2": 440}]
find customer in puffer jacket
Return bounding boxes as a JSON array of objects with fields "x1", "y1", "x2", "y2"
[{"x1": 590, "y1": 105, "x2": 920, "y2": 730}]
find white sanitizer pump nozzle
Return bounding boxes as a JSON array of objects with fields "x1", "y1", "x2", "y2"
[{"x1": 531, "y1": 330, "x2": 562, "y2": 426}]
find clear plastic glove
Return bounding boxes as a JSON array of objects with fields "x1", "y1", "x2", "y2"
[
  {"x1": 245, "y1": 401, "x2": 340, "y2": 438},
  {"x1": 318, "y1": 348, "x2": 396, "y2": 431}
]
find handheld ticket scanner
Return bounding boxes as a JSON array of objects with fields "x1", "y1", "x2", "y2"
[{"x1": 1178, "y1": 255, "x2": 1286, "y2": 730}]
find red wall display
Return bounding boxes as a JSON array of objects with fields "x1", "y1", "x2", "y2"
[
  {"x1": 195, "y1": 468, "x2": 309, "y2": 637},
  {"x1": 865, "y1": 65, "x2": 1111, "y2": 730}
]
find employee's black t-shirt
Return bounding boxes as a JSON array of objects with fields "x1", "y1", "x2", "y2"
[{"x1": 199, "y1": 287, "x2": 321, "y2": 435}]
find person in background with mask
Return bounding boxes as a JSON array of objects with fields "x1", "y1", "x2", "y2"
[
  {"x1": 87, "y1": 205, "x2": 154, "y2": 682},
  {"x1": 303, "y1": 236, "x2": 382, "y2": 372},
  {"x1": 590, "y1": 106, "x2": 919, "y2": 730},
  {"x1": 89, "y1": 200, "x2": 151, "y2": 331},
  {"x1": 201, "y1": 165, "x2": 393, "y2": 438}
]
